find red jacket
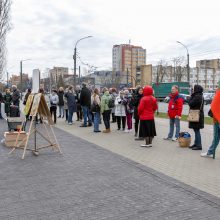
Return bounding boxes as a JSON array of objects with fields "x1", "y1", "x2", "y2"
[
  {"x1": 138, "y1": 86, "x2": 158, "y2": 120},
  {"x1": 168, "y1": 92, "x2": 183, "y2": 119}
]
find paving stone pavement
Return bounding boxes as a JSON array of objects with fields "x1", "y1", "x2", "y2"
[
  {"x1": 1, "y1": 120, "x2": 220, "y2": 220},
  {"x1": 56, "y1": 117, "x2": 220, "y2": 199}
]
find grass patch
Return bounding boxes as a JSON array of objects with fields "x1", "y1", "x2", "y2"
[{"x1": 155, "y1": 112, "x2": 213, "y2": 125}]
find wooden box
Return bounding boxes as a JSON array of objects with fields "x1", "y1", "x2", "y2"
[{"x1": 4, "y1": 132, "x2": 27, "y2": 147}]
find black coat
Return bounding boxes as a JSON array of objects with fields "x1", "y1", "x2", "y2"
[
  {"x1": 188, "y1": 85, "x2": 204, "y2": 130},
  {"x1": 80, "y1": 87, "x2": 91, "y2": 107},
  {"x1": 12, "y1": 89, "x2": 20, "y2": 106},
  {"x1": 131, "y1": 89, "x2": 143, "y2": 120},
  {"x1": 58, "y1": 91, "x2": 64, "y2": 106}
]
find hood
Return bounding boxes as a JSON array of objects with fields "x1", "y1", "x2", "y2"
[
  {"x1": 104, "y1": 91, "x2": 110, "y2": 96},
  {"x1": 143, "y1": 86, "x2": 153, "y2": 96},
  {"x1": 193, "y1": 85, "x2": 203, "y2": 94}
]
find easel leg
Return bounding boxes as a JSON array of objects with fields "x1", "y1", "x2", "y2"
[
  {"x1": 50, "y1": 125, "x2": 62, "y2": 154},
  {"x1": 22, "y1": 116, "x2": 35, "y2": 159},
  {"x1": 43, "y1": 120, "x2": 55, "y2": 151},
  {"x1": 32, "y1": 117, "x2": 39, "y2": 156}
]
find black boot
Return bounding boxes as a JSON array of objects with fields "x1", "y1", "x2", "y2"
[
  {"x1": 192, "y1": 146, "x2": 202, "y2": 150},
  {"x1": 189, "y1": 144, "x2": 196, "y2": 149}
]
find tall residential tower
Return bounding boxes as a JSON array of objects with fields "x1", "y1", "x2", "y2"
[{"x1": 112, "y1": 44, "x2": 146, "y2": 87}]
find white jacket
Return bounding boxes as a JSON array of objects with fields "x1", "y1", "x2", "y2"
[{"x1": 114, "y1": 96, "x2": 126, "y2": 117}]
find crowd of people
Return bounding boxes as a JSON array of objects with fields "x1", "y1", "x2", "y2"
[{"x1": 0, "y1": 82, "x2": 219, "y2": 157}]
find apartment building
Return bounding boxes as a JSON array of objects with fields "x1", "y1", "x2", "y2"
[
  {"x1": 196, "y1": 59, "x2": 220, "y2": 70},
  {"x1": 112, "y1": 44, "x2": 146, "y2": 87},
  {"x1": 49, "y1": 67, "x2": 68, "y2": 83},
  {"x1": 151, "y1": 65, "x2": 220, "y2": 90}
]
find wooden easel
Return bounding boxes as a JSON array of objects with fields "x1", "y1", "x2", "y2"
[{"x1": 9, "y1": 93, "x2": 62, "y2": 159}]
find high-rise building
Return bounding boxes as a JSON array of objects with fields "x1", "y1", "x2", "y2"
[{"x1": 112, "y1": 44, "x2": 146, "y2": 87}]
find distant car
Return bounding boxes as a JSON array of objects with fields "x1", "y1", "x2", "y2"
[
  {"x1": 163, "y1": 93, "x2": 190, "y2": 104},
  {"x1": 203, "y1": 93, "x2": 214, "y2": 105}
]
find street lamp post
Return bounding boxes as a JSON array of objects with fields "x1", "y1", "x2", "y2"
[
  {"x1": 20, "y1": 59, "x2": 31, "y2": 99},
  {"x1": 176, "y1": 41, "x2": 190, "y2": 83},
  {"x1": 73, "y1": 36, "x2": 92, "y2": 89}
]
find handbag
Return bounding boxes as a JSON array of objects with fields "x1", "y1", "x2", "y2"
[
  {"x1": 91, "y1": 103, "x2": 100, "y2": 112},
  {"x1": 187, "y1": 98, "x2": 203, "y2": 122}
]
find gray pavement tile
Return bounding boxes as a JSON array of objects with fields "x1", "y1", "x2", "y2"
[{"x1": 0, "y1": 120, "x2": 220, "y2": 220}]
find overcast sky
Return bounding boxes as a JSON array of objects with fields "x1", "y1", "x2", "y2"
[{"x1": 6, "y1": 0, "x2": 220, "y2": 77}]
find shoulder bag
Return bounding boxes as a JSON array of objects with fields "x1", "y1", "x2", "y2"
[{"x1": 187, "y1": 98, "x2": 203, "y2": 122}]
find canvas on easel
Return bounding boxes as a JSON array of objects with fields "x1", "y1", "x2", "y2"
[{"x1": 9, "y1": 93, "x2": 62, "y2": 159}]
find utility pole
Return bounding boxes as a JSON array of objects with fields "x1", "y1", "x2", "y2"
[
  {"x1": 79, "y1": 65, "x2": 81, "y2": 85},
  {"x1": 7, "y1": 72, "x2": 9, "y2": 87},
  {"x1": 176, "y1": 41, "x2": 190, "y2": 83},
  {"x1": 187, "y1": 53, "x2": 190, "y2": 83},
  {"x1": 73, "y1": 47, "x2": 77, "y2": 89},
  {"x1": 73, "y1": 36, "x2": 92, "y2": 89},
  {"x1": 127, "y1": 68, "x2": 129, "y2": 88},
  {"x1": 20, "y1": 61, "x2": 22, "y2": 99},
  {"x1": 20, "y1": 59, "x2": 31, "y2": 99}
]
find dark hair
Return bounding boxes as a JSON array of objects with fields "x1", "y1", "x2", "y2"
[{"x1": 38, "y1": 88, "x2": 44, "y2": 94}]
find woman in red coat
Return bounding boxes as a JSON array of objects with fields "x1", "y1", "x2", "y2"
[{"x1": 138, "y1": 86, "x2": 158, "y2": 147}]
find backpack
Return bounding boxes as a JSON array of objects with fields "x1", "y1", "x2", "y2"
[{"x1": 108, "y1": 98, "x2": 115, "y2": 109}]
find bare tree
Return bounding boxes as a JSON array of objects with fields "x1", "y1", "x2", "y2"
[
  {"x1": 0, "y1": 0, "x2": 11, "y2": 79},
  {"x1": 156, "y1": 60, "x2": 168, "y2": 83},
  {"x1": 172, "y1": 56, "x2": 186, "y2": 82}
]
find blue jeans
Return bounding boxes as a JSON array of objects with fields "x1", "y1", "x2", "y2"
[
  {"x1": 193, "y1": 128, "x2": 202, "y2": 146},
  {"x1": 58, "y1": 105, "x2": 64, "y2": 117},
  {"x1": 68, "y1": 107, "x2": 74, "y2": 123},
  {"x1": 168, "y1": 118, "x2": 180, "y2": 138},
  {"x1": 208, "y1": 123, "x2": 220, "y2": 155},
  {"x1": 82, "y1": 106, "x2": 92, "y2": 126},
  {"x1": 94, "y1": 112, "x2": 100, "y2": 131}
]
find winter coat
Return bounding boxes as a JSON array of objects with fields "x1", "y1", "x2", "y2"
[
  {"x1": 58, "y1": 91, "x2": 64, "y2": 106},
  {"x1": 110, "y1": 92, "x2": 117, "y2": 114},
  {"x1": 75, "y1": 90, "x2": 82, "y2": 111},
  {"x1": 4, "y1": 93, "x2": 12, "y2": 114},
  {"x1": 91, "y1": 94, "x2": 101, "y2": 106},
  {"x1": 188, "y1": 85, "x2": 204, "y2": 130},
  {"x1": 168, "y1": 92, "x2": 183, "y2": 119},
  {"x1": 65, "y1": 90, "x2": 77, "y2": 112},
  {"x1": 64, "y1": 96, "x2": 68, "y2": 110},
  {"x1": 12, "y1": 89, "x2": 20, "y2": 106},
  {"x1": 100, "y1": 91, "x2": 111, "y2": 114},
  {"x1": 80, "y1": 87, "x2": 91, "y2": 107},
  {"x1": 23, "y1": 92, "x2": 31, "y2": 105},
  {"x1": 0, "y1": 92, "x2": 3, "y2": 103},
  {"x1": 123, "y1": 93, "x2": 134, "y2": 114},
  {"x1": 49, "y1": 93, "x2": 59, "y2": 108},
  {"x1": 138, "y1": 86, "x2": 158, "y2": 120},
  {"x1": 114, "y1": 96, "x2": 126, "y2": 117},
  {"x1": 132, "y1": 90, "x2": 143, "y2": 120}
]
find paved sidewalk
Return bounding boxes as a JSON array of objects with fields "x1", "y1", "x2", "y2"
[
  {"x1": 1, "y1": 120, "x2": 220, "y2": 219},
  {"x1": 56, "y1": 117, "x2": 220, "y2": 198}
]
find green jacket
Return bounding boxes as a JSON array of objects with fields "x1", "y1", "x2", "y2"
[{"x1": 101, "y1": 91, "x2": 111, "y2": 113}]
